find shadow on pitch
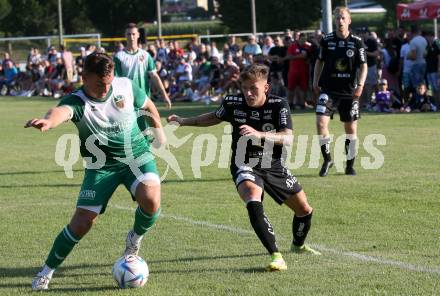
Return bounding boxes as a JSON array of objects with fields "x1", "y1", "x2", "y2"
[
  {"x1": 0, "y1": 184, "x2": 81, "y2": 189},
  {"x1": 0, "y1": 169, "x2": 83, "y2": 176},
  {"x1": 0, "y1": 263, "x2": 111, "y2": 279}
]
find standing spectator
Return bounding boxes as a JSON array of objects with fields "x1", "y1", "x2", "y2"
[
  {"x1": 268, "y1": 36, "x2": 287, "y2": 86},
  {"x1": 408, "y1": 25, "x2": 427, "y2": 89},
  {"x1": 425, "y1": 31, "x2": 440, "y2": 107},
  {"x1": 400, "y1": 35, "x2": 414, "y2": 105},
  {"x1": 262, "y1": 36, "x2": 274, "y2": 56},
  {"x1": 156, "y1": 39, "x2": 169, "y2": 64},
  {"x1": 284, "y1": 33, "x2": 310, "y2": 109},
  {"x1": 243, "y1": 35, "x2": 262, "y2": 56},
  {"x1": 360, "y1": 28, "x2": 380, "y2": 109},
  {"x1": 221, "y1": 54, "x2": 240, "y2": 94},
  {"x1": 60, "y1": 45, "x2": 74, "y2": 83}
]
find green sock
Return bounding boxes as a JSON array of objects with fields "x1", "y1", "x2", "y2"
[
  {"x1": 45, "y1": 225, "x2": 80, "y2": 269},
  {"x1": 133, "y1": 206, "x2": 161, "y2": 236}
]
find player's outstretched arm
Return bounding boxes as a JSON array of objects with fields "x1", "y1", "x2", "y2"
[
  {"x1": 149, "y1": 72, "x2": 172, "y2": 109},
  {"x1": 24, "y1": 106, "x2": 72, "y2": 132},
  {"x1": 167, "y1": 111, "x2": 222, "y2": 127}
]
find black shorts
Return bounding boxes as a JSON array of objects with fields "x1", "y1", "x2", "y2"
[
  {"x1": 230, "y1": 159, "x2": 303, "y2": 205},
  {"x1": 315, "y1": 93, "x2": 360, "y2": 122}
]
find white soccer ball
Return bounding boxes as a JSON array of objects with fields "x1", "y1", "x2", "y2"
[{"x1": 112, "y1": 255, "x2": 149, "y2": 288}]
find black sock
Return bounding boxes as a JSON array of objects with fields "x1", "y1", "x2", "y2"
[
  {"x1": 319, "y1": 137, "x2": 331, "y2": 162},
  {"x1": 345, "y1": 138, "x2": 356, "y2": 168},
  {"x1": 246, "y1": 201, "x2": 278, "y2": 254},
  {"x1": 292, "y1": 211, "x2": 313, "y2": 247}
]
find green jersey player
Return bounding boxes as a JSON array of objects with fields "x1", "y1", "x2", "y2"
[
  {"x1": 114, "y1": 23, "x2": 171, "y2": 109},
  {"x1": 26, "y1": 53, "x2": 165, "y2": 290}
]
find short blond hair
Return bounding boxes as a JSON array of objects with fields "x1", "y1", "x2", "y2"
[
  {"x1": 333, "y1": 6, "x2": 351, "y2": 16},
  {"x1": 240, "y1": 63, "x2": 269, "y2": 82}
]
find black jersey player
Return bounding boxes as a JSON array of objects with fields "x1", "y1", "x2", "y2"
[
  {"x1": 313, "y1": 6, "x2": 368, "y2": 176},
  {"x1": 167, "y1": 63, "x2": 320, "y2": 272}
]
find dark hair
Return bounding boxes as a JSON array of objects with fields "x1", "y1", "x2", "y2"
[
  {"x1": 84, "y1": 52, "x2": 114, "y2": 77},
  {"x1": 126, "y1": 22, "x2": 137, "y2": 30}
]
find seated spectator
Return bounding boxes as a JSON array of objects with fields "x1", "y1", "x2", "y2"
[
  {"x1": 0, "y1": 60, "x2": 18, "y2": 95},
  {"x1": 409, "y1": 82, "x2": 437, "y2": 112},
  {"x1": 174, "y1": 57, "x2": 192, "y2": 86},
  {"x1": 221, "y1": 54, "x2": 240, "y2": 94}
]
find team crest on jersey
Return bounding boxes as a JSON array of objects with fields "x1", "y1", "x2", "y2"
[
  {"x1": 139, "y1": 55, "x2": 145, "y2": 63},
  {"x1": 114, "y1": 95, "x2": 125, "y2": 109},
  {"x1": 346, "y1": 49, "x2": 354, "y2": 57}
]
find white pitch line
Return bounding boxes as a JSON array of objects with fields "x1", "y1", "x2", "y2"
[{"x1": 110, "y1": 204, "x2": 440, "y2": 275}]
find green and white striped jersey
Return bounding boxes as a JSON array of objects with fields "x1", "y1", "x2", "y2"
[
  {"x1": 58, "y1": 77, "x2": 151, "y2": 169},
  {"x1": 114, "y1": 49, "x2": 156, "y2": 96}
]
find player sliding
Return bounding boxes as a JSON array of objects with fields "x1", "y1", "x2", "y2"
[
  {"x1": 167, "y1": 63, "x2": 321, "y2": 272},
  {"x1": 26, "y1": 53, "x2": 164, "y2": 290}
]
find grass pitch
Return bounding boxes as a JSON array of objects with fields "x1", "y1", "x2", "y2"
[{"x1": 0, "y1": 96, "x2": 439, "y2": 295}]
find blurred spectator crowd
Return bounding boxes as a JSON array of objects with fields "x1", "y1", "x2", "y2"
[{"x1": 0, "y1": 25, "x2": 438, "y2": 113}]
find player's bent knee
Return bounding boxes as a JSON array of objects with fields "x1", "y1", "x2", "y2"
[{"x1": 69, "y1": 208, "x2": 98, "y2": 238}]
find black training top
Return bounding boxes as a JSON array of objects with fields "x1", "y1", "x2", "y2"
[
  {"x1": 318, "y1": 31, "x2": 366, "y2": 98},
  {"x1": 215, "y1": 93, "x2": 292, "y2": 165}
]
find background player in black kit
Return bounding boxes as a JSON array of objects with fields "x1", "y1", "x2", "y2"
[
  {"x1": 167, "y1": 64, "x2": 320, "y2": 272},
  {"x1": 313, "y1": 6, "x2": 368, "y2": 176}
]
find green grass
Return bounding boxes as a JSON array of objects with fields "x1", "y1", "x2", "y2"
[{"x1": 0, "y1": 96, "x2": 439, "y2": 295}]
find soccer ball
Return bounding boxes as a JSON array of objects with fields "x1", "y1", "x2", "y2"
[{"x1": 112, "y1": 255, "x2": 149, "y2": 288}]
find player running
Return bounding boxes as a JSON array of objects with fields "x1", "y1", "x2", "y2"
[
  {"x1": 26, "y1": 53, "x2": 165, "y2": 290},
  {"x1": 313, "y1": 6, "x2": 368, "y2": 176},
  {"x1": 167, "y1": 63, "x2": 321, "y2": 272}
]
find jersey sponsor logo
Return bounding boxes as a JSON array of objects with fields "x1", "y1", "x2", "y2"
[
  {"x1": 233, "y1": 110, "x2": 247, "y2": 117},
  {"x1": 328, "y1": 47, "x2": 335, "y2": 50},
  {"x1": 279, "y1": 108, "x2": 288, "y2": 126},
  {"x1": 346, "y1": 49, "x2": 354, "y2": 57},
  {"x1": 338, "y1": 41, "x2": 345, "y2": 47},
  {"x1": 328, "y1": 42, "x2": 336, "y2": 47},
  {"x1": 250, "y1": 111, "x2": 260, "y2": 120},
  {"x1": 263, "y1": 114, "x2": 272, "y2": 120},
  {"x1": 234, "y1": 118, "x2": 246, "y2": 123},
  {"x1": 79, "y1": 190, "x2": 96, "y2": 200},
  {"x1": 114, "y1": 95, "x2": 125, "y2": 109},
  {"x1": 262, "y1": 123, "x2": 275, "y2": 132},
  {"x1": 359, "y1": 48, "x2": 366, "y2": 62},
  {"x1": 268, "y1": 98, "x2": 282, "y2": 103},
  {"x1": 334, "y1": 73, "x2": 351, "y2": 78},
  {"x1": 264, "y1": 109, "x2": 272, "y2": 114},
  {"x1": 215, "y1": 105, "x2": 225, "y2": 118},
  {"x1": 335, "y1": 59, "x2": 348, "y2": 71}
]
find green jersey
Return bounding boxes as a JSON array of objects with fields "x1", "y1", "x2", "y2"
[
  {"x1": 114, "y1": 49, "x2": 156, "y2": 96},
  {"x1": 58, "y1": 77, "x2": 151, "y2": 169}
]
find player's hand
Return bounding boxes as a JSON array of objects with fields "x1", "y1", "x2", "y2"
[
  {"x1": 167, "y1": 114, "x2": 183, "y2": 125},
  {"x1": 239, "y1": 125, "x2": 262, "y2": 139},
  {"x1": 353, "y1": 85, "x2": 364, "y2": 99},
  {"x1": 164, "y1": 95, "x2": 172, "y2": 109},
  {"x1": 24, "y1": 118, "x2": 52, "y2": 131}
]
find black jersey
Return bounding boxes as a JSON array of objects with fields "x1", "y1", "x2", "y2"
[
  {"x1": 215, "y1": 94, "x2": 292, "y2": 166},
  {"x1": 318, "y1": 32, "x2": 366, "y2": 98}
]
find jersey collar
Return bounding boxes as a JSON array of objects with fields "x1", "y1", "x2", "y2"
[{"x1": 81, "y1": 85, "x2": 113, "y2": 103}]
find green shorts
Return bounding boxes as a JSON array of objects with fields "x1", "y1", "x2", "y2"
[{"x1": 76, "y1": 159, "x2": 159, "y2": 214}]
